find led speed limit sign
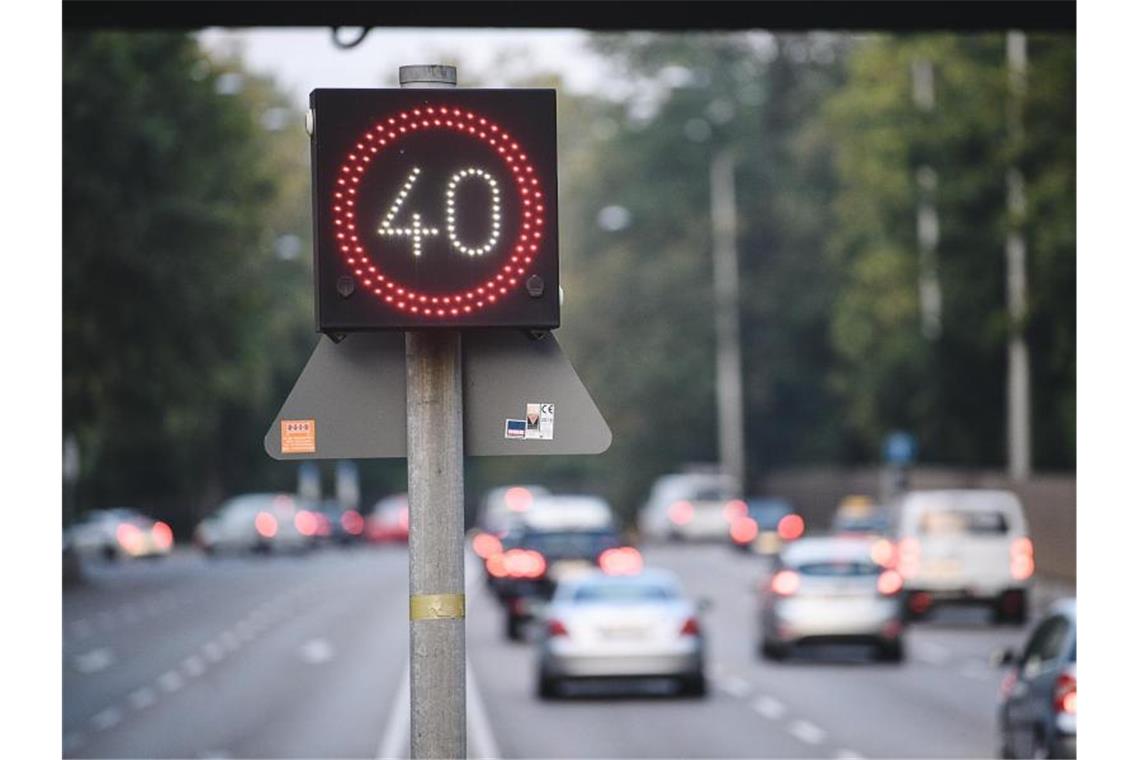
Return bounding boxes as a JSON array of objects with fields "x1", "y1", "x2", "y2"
[{"x1": 309, "y1": 89, "x2": 560, "y2": 331}]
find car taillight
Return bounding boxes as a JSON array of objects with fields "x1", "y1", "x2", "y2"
[
  {"x1": 1053, "y1": 670, "x2": 1076, "y2": 714},
  {"x1": 547, "y1": 619, "x2": 569, "y2": 637},
  {"x1": 485, "y1": 552, "x2": 508, "y2": 579},
  {"x1": 504, "y1": 486, "x2": 533, "y2": 513},
  {"x1": 116, "y1": 523, "x2": 143, "y2": 553},
  {"x1": 898, "y1": 537, "x2": 921, "y2": 578},
  {"x1": 341, "y1": 510, "x2": 364, "y2": 535},
  {"x1": 877, "y1": 569, "x2": 904, "y2": 596},
  {"x1": 770, "y1": 569, "x2": 801, "y2": 596},
  {"x1": 255, "y1": 511, "x2": 278, "y2": 538},
  {"x1": 502, "y1": 548, "x2": 546, "y2": 579},
  {"x1": 870, "y1": 538, "x2": 895, "y2": 567},
  {"x1": 598, "y1": 546, "x2": 643, "y2": 575},
  {"x1": 679, "y1": 617, "x2": 701, "y2": 636},
  {"x1": 723, "y1": 499, "x2": 748, "y2": 521},
  {"x1": 668, "y1": 500, "x2": 694, "y2": 525},
  {"x1": 1010, "y1": 537, "x2": 1034, "y2": 581},
  {"x1": 472, "y1": 532, "x2": 503, "y2": 559},
  {"x1": 776, "y1": 514, "x2": 805, "y2": 541},
  {"x1": 397, "y1": 506, "x2": 409, "y2": 531},
  {"x1": 730, "y1": 516, "x2": 759, "y2": 544},
  {"x1": 294, "y1": 510, "x2": 318, "y2": 537},
  {"x1": 151, "y1": 521, "x2": 173, "y2": 549}
]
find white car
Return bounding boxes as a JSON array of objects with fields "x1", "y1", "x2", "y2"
[
  {"x1": 638, "y1": 471, "x2": 741, "y2": 542},
  {"x1": 523, "y1": 495, "x2": 615, "y2": 532},
  {"x1": 66, "y1": 508, "x2": 173, "y2": 562},
  {"x1": 893, "y1": 489, "x2": 1033, "y2": 623},
  {"x1": 535, "y1": 569, "x2": 707, "y2": 698},
  {"x1": 194, "y1": 493, "x2": 312, "y2": 555}
]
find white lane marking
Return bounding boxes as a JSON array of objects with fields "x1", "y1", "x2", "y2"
[
  {"x1": 751, "y1": 695, "x2": 787, "y2": 720},
  {"x1": 129, "y1": 686, "x2": 157, "y2": 710},
  {"x1": 299, "y1": 638, "x2": 335, "y2": 665},
  {"x1": 467, "y1": 659, "x2": 502, "y2": 760},
  {"x1": 719, "y1": 675, "x2": 752, "y2": 698},
  {"x1": 835, "y1": 750, "x2": 865, "y2": 759},
  {"x1": 788, "y1": 719, "x2": 826, "y2": 745},
  {"x1": 220, "y1": 631, "x2": 241, "y2": 652},
  {"x1": 202, "y1": 640, "x2": 226, "y2": 663},
  {"x1": 182, "y1": 655, "x2": 206, "y2": 678},
  {"x1": 158, "y1": 670, "x2": 184, "y2": 693},
  {"x1": 90, "y1": 706, "x2": 122, "y2": 731},
  {"x1": 376, "y1": 661, "x2": 411, "y2": 759},
  {"x1": 63, "y1": 731, "x2": 85, "y2": 752},
  {"x1": 913, "y1": 641, "x2": 952, "y2": 665},
  {"x1": 73, "y1": 647, "x2": 115, "y2": 674}
]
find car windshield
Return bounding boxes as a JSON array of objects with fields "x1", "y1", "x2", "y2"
[
  {"x1": 514, "y1": 530, "x2": 621, "y2": 559},
  {"x1": 572, "y1": 580, "x2": 679, "y2": 603},
  {"x1": 795, "y1": 560, "x2": 880, "y2": 577},
  {"x1": 919, "y1": 509, "x2": 1008, "y2": 536},
  {"x1": 748, "y1": 501, "x2": 791, "y2": 527}
]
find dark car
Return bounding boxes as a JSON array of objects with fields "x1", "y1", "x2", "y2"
[
  {"x1": 995, "y1": 598, "x2": 1076, "y2": 759},
  {"x1": 730, "y1": 498, "x2": 804, "y2": 555},
  {"x1": 313, "y1": 499, "x2": 366, "y2": 546},
  {"x1": 486, "y1": 527, "x2": 629, "y2": 640}
]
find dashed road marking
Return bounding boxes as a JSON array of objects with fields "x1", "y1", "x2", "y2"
[
  {"x1": 220, "y1": 631, "x2": 240, "y2": 652},
  {"x1": 73, "y1": 647, "x2": 115, "y2": 674},
  {"x1": 788, "y1": 719, "x2": 826, "y2": 745},
  {"x1": 299, "y1": 638, "x2": 335, "y2": 665},
  {"x1": 129, "y1": 686, "x2": 157, "y2": 710},
  {"x1": 202, "y1": 640, "x2": 226, "y2": 663},
  {"x1": 158, "y1": 670, "x2": 184, "y2": 693},
  {"x1": 719, "y1": 675, "x2": 752, "y2": 698},
  {"x1": 914, "y1": 641, "x2": 952, "y2": 665},
  {"x1": 91, "y1": 706, "x2": 123, "y2": 732},
  {"x1": 751, "y1": 695, "x2": 787, "y2": 720},
  {"x1": 182, "y1": 655, "x2": 206, "y2": 678}
]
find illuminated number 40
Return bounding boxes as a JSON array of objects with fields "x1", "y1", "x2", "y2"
[{"x1": 377, "y1": 166, "x2": 502, "y2": 257}]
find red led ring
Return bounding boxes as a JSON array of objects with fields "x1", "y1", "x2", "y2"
[{"x1": 331, "y1": 106, "x2": 546, "y2": 316}]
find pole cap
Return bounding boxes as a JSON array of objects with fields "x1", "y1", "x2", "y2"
[{"x1": 398, "y1": 65, "x2": 457, "y2": 87}]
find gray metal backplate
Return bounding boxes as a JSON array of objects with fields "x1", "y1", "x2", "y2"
[{"x1": 264, "y1": 332, "x2": 612, "y2": 459}]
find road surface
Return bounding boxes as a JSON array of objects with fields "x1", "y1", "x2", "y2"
[{"x1": 63, "y1": 543, "x2": 1071, "y2": 758}]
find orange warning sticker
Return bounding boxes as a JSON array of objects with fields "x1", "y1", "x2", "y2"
[{"x1": 281, "y1": 419, "x2": 316, "y2": 454}]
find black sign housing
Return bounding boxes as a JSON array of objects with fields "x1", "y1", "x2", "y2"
[{"x1": 310, "y1": 88, "x2": 560, "y2": 332}]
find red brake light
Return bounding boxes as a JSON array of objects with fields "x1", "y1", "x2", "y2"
[
  {"x1": 397, "y1": 506, "x2": 409, "y2": 531},
  {"x1": 730, "y1": 516, "x2": 759, "y2": 544},
  {"x1": 668, "y1": 500, "x2": 694, "y2": 525},
  {"x1": 472, "y1": 532, "x2": 503, "y2": 559},
  {"x1": 870, "y1": 538, "x2": 895, "y2": 567},
  {"x1": 504, "y1": 486, "x2": 533, "y2": 513},
  {"x1": 877, "y1": 569, "x2": 904, "y2": 596},
  {"x1": 723, "y1": 499, "x2": 747, "y2": 521},
  {"x1": 680, "y1": 617, "x2": 701, "y2": 636},
  {"x1": 502, "y1": 548, "x2": 546, "y2": 579},
  {"x1": 341, "y1": 510, "x2": 364, "y2": 535},
  {"x1": 485, "y1": 552, "x2": 508, "y2": 578},
  {"x1": 1010, "y1": 537, "x2": 1034, "y2": 581},
  {"x1": 116, "y1": 522, "x2": 143, "y2": 553},
  {"x1": 598, "y1": 547, "x2": 643, "y2": 575},
  {"x1": 547, "y1": 619, "x2": 569, "y2": 637},
  {"x1": 294, "y1": 510, "x2": 318, "y2": 537},
  {"x1": 255, "y1": 511, "x2": 278, "y2": 538},
  {"x1": 1053, "y1": 670, "x2": 1076, "y2": 714},
  {"x1": 151, "y1": 521, "x2": 173, "y2": 549},
  {"x1": 776, "y1": 514, "x2": 805, "y2": 541},
  {"x1": 771, "y1": 569, "x2": 801, "y2": 596},
  {"x1": 898, "y1": 537, "x2": 921, "y2": 578}
]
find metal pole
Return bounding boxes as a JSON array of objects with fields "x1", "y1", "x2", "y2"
[
  {"x1": 400, "y1": 64, "x2": 466, "y2": 760},
  {"x1": 710, "y1": 149, "x2": 746, "y2": 493},
  {"x1": 1006, "y1": 32, "x2": 1032, "y2": 482}
]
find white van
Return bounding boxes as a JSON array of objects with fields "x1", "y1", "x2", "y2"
[{"x1": 893, "y1": 489, "x2": 1033, "y2": 624}]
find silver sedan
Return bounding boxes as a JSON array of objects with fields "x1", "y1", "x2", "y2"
[
  {"x1": 758, "y1": 536, "x2": 906, "y2": 662},
  {"x1": 535, "y1": 568, "x2": 707, "y2": 698}
]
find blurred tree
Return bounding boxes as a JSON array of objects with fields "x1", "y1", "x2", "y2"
[{"x1": 63, "y1": 32, "x2": 315, "y2": 533}]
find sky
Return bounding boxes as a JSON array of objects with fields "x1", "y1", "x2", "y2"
[{"x1": 198, "y1": 27, "x2": 609, "y2": 109}]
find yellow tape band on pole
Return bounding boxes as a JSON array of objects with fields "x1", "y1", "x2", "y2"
[{"x1": 409, "y1": 593, "x2": 466, "y2": 621}]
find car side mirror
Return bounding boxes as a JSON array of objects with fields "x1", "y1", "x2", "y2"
[
  {"x1": 696, "y1": 597, "x2": 714, "y2": 613},
  {"x1": 991, "y1": 647, "x2": 1017, "y2": 668}
]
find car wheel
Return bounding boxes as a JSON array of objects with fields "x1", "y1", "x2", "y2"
[
  {"x1": 876, "y1": 640, "x2": 905, "y2": 663},
  {"x1": 678, "y1": 673, "x2": 707, "y2": 698},
  {"x1": 536, "y1": 671, "x2": 559, "y2": 700},
  {"x1": 761, "y1": 640, "x2": 788, "y2": 661},
  {"x1": 505, "y1": 613, "x2": 525, "y2": 642}
]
